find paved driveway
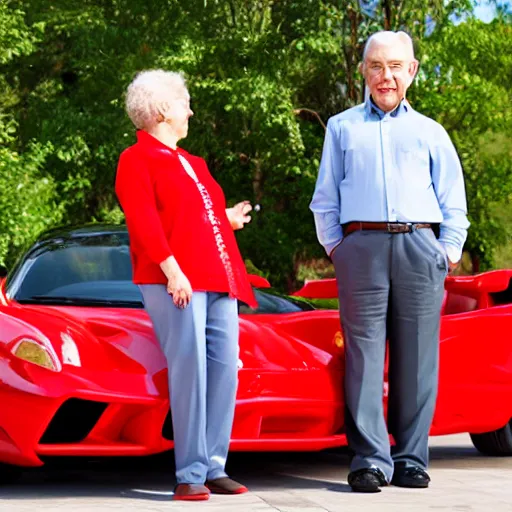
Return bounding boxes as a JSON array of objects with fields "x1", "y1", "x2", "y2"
[{"x1": 0, "y1": 434, "x2": 510, "y2": 511}]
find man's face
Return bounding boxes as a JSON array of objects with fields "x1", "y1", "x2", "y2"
[{"x1": 363, "y1": 40, "x2": 417, "y2": 112}]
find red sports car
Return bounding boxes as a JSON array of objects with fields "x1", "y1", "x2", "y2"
[{"x1": 0, "y1": 225, "x2": 511, "y2": 480}]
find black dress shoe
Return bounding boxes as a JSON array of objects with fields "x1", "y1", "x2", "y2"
[
  {"x1": 348, "y1": 467, "x2": 388, "y2": 493},
  {"x1": 391, "y1": 465, "x2": 430, "y2": 488}
]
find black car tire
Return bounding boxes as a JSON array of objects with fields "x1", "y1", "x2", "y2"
[{"x1": 470, "y1": 419, "x2": 512, "y2": 456}]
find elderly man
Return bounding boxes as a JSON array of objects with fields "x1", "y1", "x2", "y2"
[{"x1": 310, "y1": 31, "x2": 469, "y2": 493}]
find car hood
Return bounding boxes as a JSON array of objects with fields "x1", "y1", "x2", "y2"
[
  {"x1": 1, "y1": 304, "x2": 166, "y2": 377},
  {"x1": 2, "y1": 303, "x2": 343, "y2": 376}
]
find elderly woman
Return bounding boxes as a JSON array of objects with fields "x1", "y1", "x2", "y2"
[{"x1": 115, "y1": 70, "x2": 256, "y2": 501}]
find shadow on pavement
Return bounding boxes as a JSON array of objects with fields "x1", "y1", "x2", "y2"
[{"x1": 0, "y1": 442, "x2": 506, "y2": 500}]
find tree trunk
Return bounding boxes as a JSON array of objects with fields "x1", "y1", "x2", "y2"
[
  {"x1": 252, "y1": 157, "x2": 263, "y2": 202},
  {"x1": 471, "y1": 253, "x2": 480, "y2": 274},
  {"x1": 382, "y1": 0, "x2": 392, "y2": 30}
]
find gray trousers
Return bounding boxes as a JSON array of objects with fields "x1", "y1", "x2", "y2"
[
  {"x1": 139, "y1": 286, "x2": 239, "y2": 484},
  {"x1": 332, "y1": 228, "x2": 447, "y2": 481}
]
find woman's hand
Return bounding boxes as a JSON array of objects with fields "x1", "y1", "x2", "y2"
[
  {"x1": 166, "y1": 271, "x2": 192, "y2": 309},
  {"x1": 160, "y1": 256, "x2": 192, "y2": 308},
  {"x1": 226, "y1": 201, "x2": 252, "y2": 230}
]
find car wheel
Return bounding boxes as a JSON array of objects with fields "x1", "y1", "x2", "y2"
[
  {"x1": 470, "y1": 419, "x2": 512, "y2": 456},
  {"x1": 0, "y1": 463, "x2": 23, "y2": 484}
]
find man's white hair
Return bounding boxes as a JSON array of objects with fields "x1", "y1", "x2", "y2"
[
  {"x1": 362, "y1": 30, "x2": 415, "y2": 61},
  {"x1": 125, "y1": 69, "x2": 187, "y2": 130}
]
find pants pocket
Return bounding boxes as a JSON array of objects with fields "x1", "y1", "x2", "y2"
[{"x1": 416, "y1": 229, "x2": 448, "y2": 272}]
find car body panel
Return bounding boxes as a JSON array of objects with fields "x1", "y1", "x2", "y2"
[{"x1": 0, "y1": 227, "x2": 511, "y2": 467}]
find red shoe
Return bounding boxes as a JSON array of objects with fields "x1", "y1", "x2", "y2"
[
  {"x1": 173, "y1": 483, "x2": 210, "y2": 501},
  {"x1": 206, "y1": 477, "x2": 248, "y2": 495}
]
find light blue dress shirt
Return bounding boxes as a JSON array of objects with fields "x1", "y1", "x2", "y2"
[{"x1": 310, "y1": 98, "x2": 470, "y2": 261}]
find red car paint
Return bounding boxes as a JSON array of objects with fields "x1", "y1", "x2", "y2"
[{"x1": 0, "y1": 227, "x2": 511, "y2": 467}]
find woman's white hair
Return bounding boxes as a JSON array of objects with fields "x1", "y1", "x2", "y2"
[{"x1": 125, "y1": 69, "x2": 187, "y2": 130}]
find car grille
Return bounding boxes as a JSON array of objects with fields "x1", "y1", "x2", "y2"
[
  {"x1": 39, "y1": 398, "x2": 108, "y2": 444},
  {"x1": 162, "y1": 410, "x2": 174, "y2": 441}
]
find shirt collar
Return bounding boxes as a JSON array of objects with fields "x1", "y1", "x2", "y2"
[
  {"x1": 136, "y1": 130, "x2": 179, "y2": 153},
  {"x1": 364, "y1": 96, "x2": 410, "y2": 120}
]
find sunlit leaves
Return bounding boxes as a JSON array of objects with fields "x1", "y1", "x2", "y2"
[{"x1": 411, "y1": 15, "x2": 512, "y2": 268}]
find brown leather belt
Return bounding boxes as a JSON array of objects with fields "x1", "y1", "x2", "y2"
[{"x1": 343, "y1": 222, "x2": 431, "y2": 237}]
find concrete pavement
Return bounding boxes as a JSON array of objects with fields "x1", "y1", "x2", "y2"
[{"x1": 0, "y1": 434, "x2": 511, "y2": 511}]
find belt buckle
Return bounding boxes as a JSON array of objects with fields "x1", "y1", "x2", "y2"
[{"x1": 387, "y1": 223, "x2": 403, "y2": 233}]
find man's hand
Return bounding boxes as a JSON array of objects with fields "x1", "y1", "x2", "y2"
[
  {"x1": 440, "y1": 242, "x2": 461, "y2": 274},
  {"x1": 226, "y1": 201, "x2": 252, "y2": 230},
  {"x1": 448, "y1": 259, "x2": 460, "y2": 274},
  {"x1": 160, "y1": 256, "x2": 192, "y2": 308}
]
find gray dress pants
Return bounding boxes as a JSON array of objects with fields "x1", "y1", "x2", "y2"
[{"x1": 332, "y1": 228, "x2": 447, "y2": 481}]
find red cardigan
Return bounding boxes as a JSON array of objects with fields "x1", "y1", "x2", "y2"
[{"x1": 115, "y1": 130, "x2": 256, "y2": 307}]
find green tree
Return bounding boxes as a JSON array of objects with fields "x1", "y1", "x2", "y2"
[
  {"x1": 410, "y1": 14, "x2": 512, "y2": 270},
  {"x1": 2, "y1": 0, "x2": 509, "y2": 286},
  {"x1": 0, "y1": 2, "x2": 62, "y2": 266}
]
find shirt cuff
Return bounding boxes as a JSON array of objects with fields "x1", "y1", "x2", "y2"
[
  {"x1": 325, "y1": 238, "x2": 343, "y2": 258},
  {"x1": 442, "y1": 243, "x2": 462, "y2": 264}
]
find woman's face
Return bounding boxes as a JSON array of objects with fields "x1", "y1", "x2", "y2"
[{"x1": 163, "y1": 88, "x2": 194, "y2": 140}]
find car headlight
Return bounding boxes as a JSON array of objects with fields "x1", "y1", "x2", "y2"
[{"x1": 12, "y1": 338, "x2": 61, "y2": 372}]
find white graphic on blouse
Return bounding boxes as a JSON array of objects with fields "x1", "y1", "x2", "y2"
[{"x1": 177, "y1": 153, "x2": 238, "y2": 298}]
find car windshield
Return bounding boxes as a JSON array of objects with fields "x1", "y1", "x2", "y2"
[
  {"x1": 240, "y1": 290, "x2": 314, "y2": 314},
  {"x1": 6, "y1": 231, "x2": 315, "y2": 312},
  {"x1": 7, "y1": 232, "x2": 143, "y2": 307}
]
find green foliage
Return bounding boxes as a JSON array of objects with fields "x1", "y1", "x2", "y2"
[
  {"x1": 0, "y1": 2, "x2": 62, "y2": 266},
  {"x1": 0, "y1": 0, "x2": 510, "y2": 285},
  {"x1": 0, "y1": 143, "x2": 64, "y2": 266},
  {"x1": 0, "y1": 2, "x2": 43, "y2": 64},
  {"x1": 492, "y1": 199, "x2": 512, "y2": 269},
  {"x1": 411, "y1": 15, "x2": 512, "y2": 269}
]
